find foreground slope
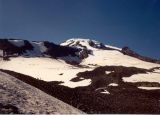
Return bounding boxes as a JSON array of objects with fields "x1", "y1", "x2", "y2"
[
  {"x1": 0, "y1": 71, "x2": 84, "y2": 114},
  {"x1": 1, "y1": 67, "x2": 160, "y2": 114}
]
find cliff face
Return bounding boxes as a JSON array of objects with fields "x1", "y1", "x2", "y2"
[{"x1": 0, "y1": 71, "x2": 84, "y2": 114}]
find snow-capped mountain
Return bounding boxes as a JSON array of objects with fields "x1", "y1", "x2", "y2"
[
  {"x1": 61, "y1": 38, "x2": 160, "y2": 64},
  {"x1": 0, "y1": 38, "x2": 160, "y2": 114},
  {"x1": 1, "y1": 38, "x2": 159, "y2": 88}
]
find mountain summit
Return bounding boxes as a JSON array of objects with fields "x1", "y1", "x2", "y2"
[
  {"x1": 1, "y1": 38, "x2": 159, "y2": 64},
  {"x1": 61, "y1": 38, "x2": 107, "y2": 50}
]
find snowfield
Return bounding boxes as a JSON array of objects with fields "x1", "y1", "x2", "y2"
[
  {"x1": 138, "y1": 86, "x2": 160, "y2": 90},
  {"x1": 0, "y1": 57, "x2": 93, "y2": 88},
  {"x1": 81, "y1": 50, "x2": 159, "y2": 69}
]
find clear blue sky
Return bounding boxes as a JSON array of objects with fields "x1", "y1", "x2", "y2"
[{"x1": 0, "y1": 0, "x2": 160, "y2": 59}]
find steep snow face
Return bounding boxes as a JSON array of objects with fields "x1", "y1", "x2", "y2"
[
  {"x1": 0, "y1": 57, "x2": 92, "y2": 88},
  {"x1": 61, "y1": 38, "x2": 106, "y2": 50},
  {"x1": 8, "y1": 40, "x2": 25, "y2": 47}
]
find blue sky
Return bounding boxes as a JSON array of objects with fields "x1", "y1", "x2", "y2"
[{"x1": 0, "y1": 0, "x2": 160, "y2": 59}]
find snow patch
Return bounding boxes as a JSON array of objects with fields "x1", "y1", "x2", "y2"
[
  {"x1": 61, "y1": 79, "x2": 91, "y2": 88},
  {"x1": 123, "y1": 72, "x2": 160, "y2": 83},
  {"x1": 138, "y1": 87, "x2": 160, "y2": 90},
  {"x1": 79, "y1": 77, "x2": 85, "y2": 80},
  {"x1": 101, "y1": 90, "x2": 110, "y2": 94},
  {"x1": 95, "y1": 87, "x2": 110, "y2": 94},
  {"x1": 105, "y1": 71, "x2": 112, "y2": 74},
  {"x1": 108, "y1": 83, "x2": 118, "y2": 86}
]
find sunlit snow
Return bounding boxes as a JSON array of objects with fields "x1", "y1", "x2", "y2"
[
  {"x1": 101, "y1": 90, "x2": 110, "y2": 94},
  {"x1": 123, "y1": 72, "x2": 160, "y2": 83},
  {"x1": 0, "y1": 57, "x2": 93, "y2": 88},
  {"x1": 138, "y1": 87, "x2": 160, "y2": 90},
  {"x1": 108, "y1": 83, "x2": 118, "y2": 86}
]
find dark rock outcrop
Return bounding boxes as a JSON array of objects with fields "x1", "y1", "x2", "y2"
[
  {"x1": 79, "y1": 48, "x2": 89, "y2": 59},
  {"x1": 0, "y1": 39, "x2": 33, "y2": 57},
  {"x1": 121, "y1": 47, "x2": 160, "y2": 64},
  {"x1": 43, "y1": 41, "x2": 80, "y2": 58}
]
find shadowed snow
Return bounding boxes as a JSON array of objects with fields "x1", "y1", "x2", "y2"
[{"x1": 8, "y1": 40, "x2": 25, "y2": 47}]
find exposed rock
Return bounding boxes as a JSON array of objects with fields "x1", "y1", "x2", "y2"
[
  {"x1": 44, "y1": 41, "x2": 80, "y2": 58},
  {"x1": 121, "y1": 47, "x2": 160, "y2": 64},
  {"x1": 0, "y1": 71, "x2": 84, "y2": 114},
  {"x1": 79, "y1": 48, "x2": 89, "y2": 59}
]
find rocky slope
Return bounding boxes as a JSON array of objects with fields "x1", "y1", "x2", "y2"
[{"x1": 0, "y1": 71, "x2": 84, "y2": 114}]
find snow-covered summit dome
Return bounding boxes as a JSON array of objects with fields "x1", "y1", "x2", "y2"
[{"x1": 61, "y1": 38, "x2": 106, "y2": 50}]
